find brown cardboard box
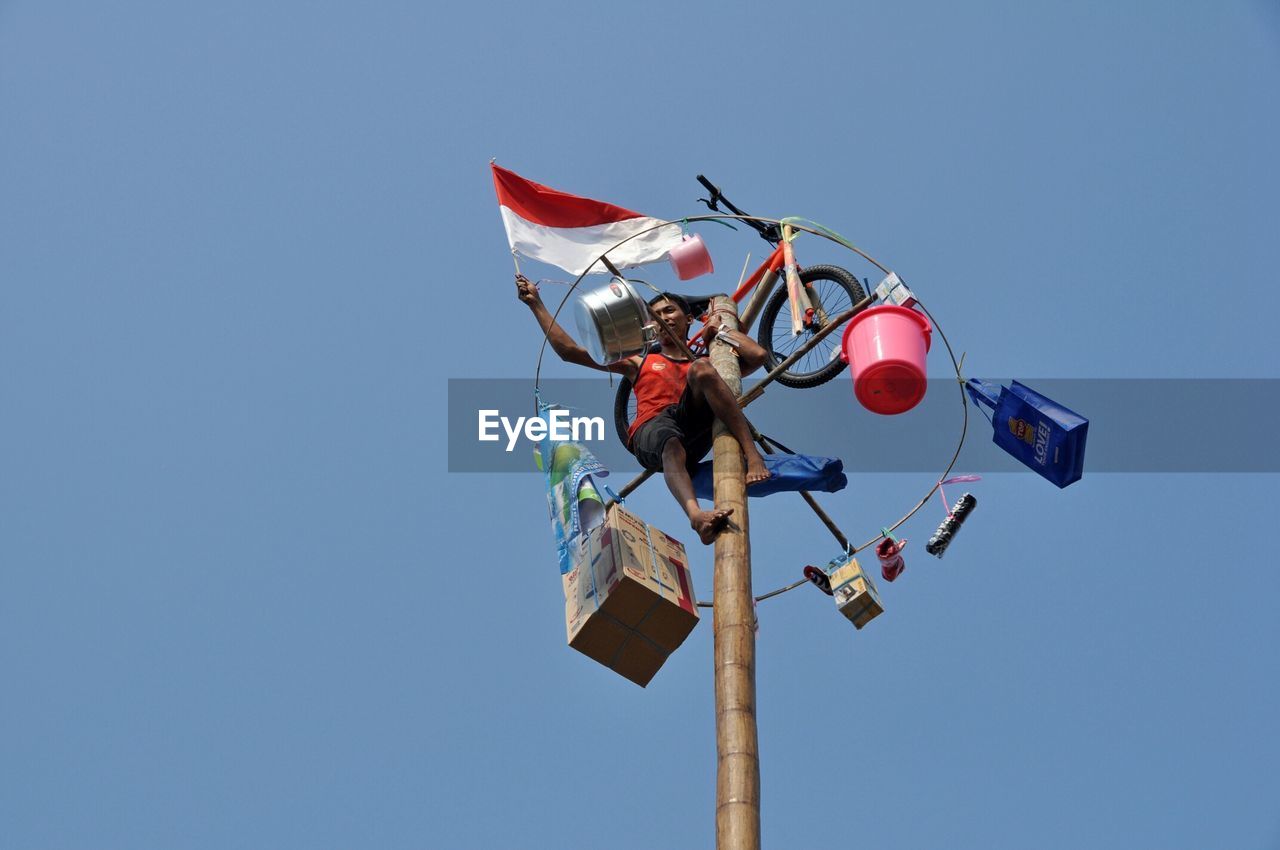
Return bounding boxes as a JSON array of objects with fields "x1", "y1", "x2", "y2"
[
  {"x1": 829, "y1": 556, "x2": 884, "y2": 630},
  {"x1": 565, "y1": 589, "x2": 629, "y2": 664},
  {"x1": 636, "y1": 541, "x2": 698, "y2": 652},
  {"x1": 610, "y1": 633, "x2": 669, "y2": 688},
  {"x1": 563, "y1": 506, "x2": 699, "y2": 686}
]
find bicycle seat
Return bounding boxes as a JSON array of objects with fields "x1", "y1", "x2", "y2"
[{"x1": 685, "y1": 295, "x2": 712, "y2": 316}]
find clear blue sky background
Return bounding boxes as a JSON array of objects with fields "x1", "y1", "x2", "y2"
[{"x1": 3, "y1": 2, "x2": 1278, "y2": 848}]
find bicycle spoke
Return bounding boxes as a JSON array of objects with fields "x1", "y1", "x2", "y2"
[
  {"x1": 757, "y1": 265, "x2": 865, "y2": 388},
  {"x1": 772, "y1": 287, "x2": 853, "y2": 376}
]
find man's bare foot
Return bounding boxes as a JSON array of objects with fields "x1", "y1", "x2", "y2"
[
  {"x1": 745, "y1": 451, "x2": 772, "y2": 487},
  {"x1": 691, "y1": 508, "x2": 735, "y2": 545}
]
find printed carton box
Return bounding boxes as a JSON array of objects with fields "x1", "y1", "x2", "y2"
[
  {"x1": 829, "y1": 556, "x2": 884, "y2": 630},
  {"x1": 563, "y1": 506, "x2": 699, "y2": 685},
  {"x1": 636, "y1": 532, "x2": 698, "y2": 652}
]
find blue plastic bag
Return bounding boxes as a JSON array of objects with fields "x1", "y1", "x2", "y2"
[
  {"x1": 691, "y1": 453, "x2": 847, "y2": 500},
  {"x1": 966, "y1": 379, "x2": 1089, "y2": 488}
]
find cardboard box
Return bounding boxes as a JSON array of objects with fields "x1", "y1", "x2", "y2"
[
  {"x1": 829, "y1": 556, "x2": 884, "y2": 630},
  {"x1": 873, "y1": 271, "x2": 917, "y2": 308},
  {"x1": 610, "y1": 632, "x2": 669, "y2": 687},
  {"x1": 563, "y1": 506, "x2": 699, "y2": 686}
]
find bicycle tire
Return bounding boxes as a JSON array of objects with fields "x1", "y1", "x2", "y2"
[
  {"x1": 613, "y1": 376, "x2": 636, "y2": 448},
  {"x1": 757, "y1": 264, "x2": 865, "y2": 389}
]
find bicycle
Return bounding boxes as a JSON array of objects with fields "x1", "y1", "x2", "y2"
[{"x1": 612, "y1": 174, "x2": 867, "y2": 446}]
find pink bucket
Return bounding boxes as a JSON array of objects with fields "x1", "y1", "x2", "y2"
[
  {"x1": 668, "y1": 234, "x2": 714, "y2": 280},
  {"x1": 840, "y1": 305, "x2": 932, "y2": 415}
]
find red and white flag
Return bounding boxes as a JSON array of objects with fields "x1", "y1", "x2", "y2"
[{"x1": 492, "y1": 163, "x2": 682, "y2": 276}]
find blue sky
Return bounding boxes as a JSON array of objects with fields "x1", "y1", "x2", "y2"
[{"x1": 3, "y1": 2, "x2": 1278, "y2": 848}]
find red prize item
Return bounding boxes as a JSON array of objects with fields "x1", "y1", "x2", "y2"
[
  {"x1": 876, "y1": 537, "x2": 907, "y2": 582},
  {"x1": 803, "y1": 565, "x2": 833, "y2": 596}
]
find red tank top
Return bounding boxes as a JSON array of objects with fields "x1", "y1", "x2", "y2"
[{"x1": 627, "y1": 352, "x2": 697, "y2": 442}]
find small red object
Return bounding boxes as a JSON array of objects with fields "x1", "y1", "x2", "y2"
[
  {"x1": 803, "y1": 565, "x2": 833, "y2": 596},
  {"x1": 876, "y1": 537, "x2": 907, "y2": 582}
]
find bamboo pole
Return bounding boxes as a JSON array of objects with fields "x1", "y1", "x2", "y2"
[
  {"x1": 709, "y1": 295, "x2": 760, "y2": 850},
  {"x1": 738, "y1": 267, "x2": 778, "y2": 331},
  {"x1": 612, "y1": 469, "x2": 654, "y2": 502}
]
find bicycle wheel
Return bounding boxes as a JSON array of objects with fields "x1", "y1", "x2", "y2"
[
  {"x1": 613, "y1": 376, "x2": 636, "y2": 448},
  {"x1": 757, "y1": 264, "x2": 866, "y2": 389}
]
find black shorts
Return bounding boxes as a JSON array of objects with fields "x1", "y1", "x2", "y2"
[{"x1": 629, "y1": 385, "x2": 716, "y2": 473}]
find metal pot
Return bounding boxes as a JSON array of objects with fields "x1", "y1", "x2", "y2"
[{"x1": 574, "y1": 277, "x2": 656, "y2": 365}]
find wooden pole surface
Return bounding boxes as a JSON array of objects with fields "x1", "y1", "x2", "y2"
[{"x1": 709, "y1": 296, "x2": 760, "y2": 850}]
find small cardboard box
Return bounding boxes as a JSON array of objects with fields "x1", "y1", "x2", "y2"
[
  {"x1": 873, "y1": 271, "x2": 917, "y2": 308},
  {"x1": 829, "y1": 556, "x2": 884, "y2": 630},
  {"x1": 563, "y1": 505, "x2": 699, "y2": 686}
]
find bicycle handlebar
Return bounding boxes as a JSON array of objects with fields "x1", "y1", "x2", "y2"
[{"x1": 695, "y1": 173, "x2": 781, "y2": 245}]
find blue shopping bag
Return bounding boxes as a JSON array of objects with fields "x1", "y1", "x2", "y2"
[{"x1": 966, "y1": 379, "x2": 1089, "y2": 488}]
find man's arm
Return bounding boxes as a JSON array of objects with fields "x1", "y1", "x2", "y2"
[
  {"x1": 705, "y1": 314, "x2": 770, "y2": 377},
  {"x1": 516, "y1": 275, "x2": 640, "y2": 381}
]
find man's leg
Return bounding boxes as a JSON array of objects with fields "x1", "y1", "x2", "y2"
[
  {"x1": 685, "y1": 360, "x2": 772, "y2": 485},
  {"x1": 661, "y1": 436, "x2": 734, "y2": 545}
]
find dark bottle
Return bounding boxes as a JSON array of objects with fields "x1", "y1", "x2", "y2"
[{"x1": 925, "y1": 493, "x2": 977, "y2": 558}]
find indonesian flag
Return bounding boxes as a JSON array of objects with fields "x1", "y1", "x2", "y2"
[{"x1": 492, "y1": 163, "x2": 683, "y2": 276}]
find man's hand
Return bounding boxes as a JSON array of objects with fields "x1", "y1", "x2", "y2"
[
  {"x1": 515, "y1": 274, "x2": 541, "y2": 307},
  {"x1": 703, "y1": 306, "x2": 768, "y2": 372},
  {"x1": 703, "y1": 311, "x2": 741, "y2": 348}
]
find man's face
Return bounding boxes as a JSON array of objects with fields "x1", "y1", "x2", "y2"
[{"x1": 650, "y1": 298, "x2": 690, "y2": 344}]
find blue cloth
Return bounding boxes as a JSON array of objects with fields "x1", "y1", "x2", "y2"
[
  {"x1": 966, "y1": 379, "x2": 1089, "y2": 488},
  {"x1": 691, "y1": 452, "x2": 847, "y2": 500}
]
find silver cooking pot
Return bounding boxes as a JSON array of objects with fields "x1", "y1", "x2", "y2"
[{"x1": 573, "y1": 277, "x2": 657, "y2": 365}]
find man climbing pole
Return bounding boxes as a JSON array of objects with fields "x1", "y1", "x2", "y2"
[{"x1": 516, "y1": 275, "x2": 772, "y2": 544}]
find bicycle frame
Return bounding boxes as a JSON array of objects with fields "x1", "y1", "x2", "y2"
[
  {"x1": 687, "y1": 174, "x2": 851, "y2": 360},
  {"x1": 613, "y1": 180, "x2": 874, "y2": 447},
  {"x1": 690, "y1": 225, "x2": 830, "y2": 347}
]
